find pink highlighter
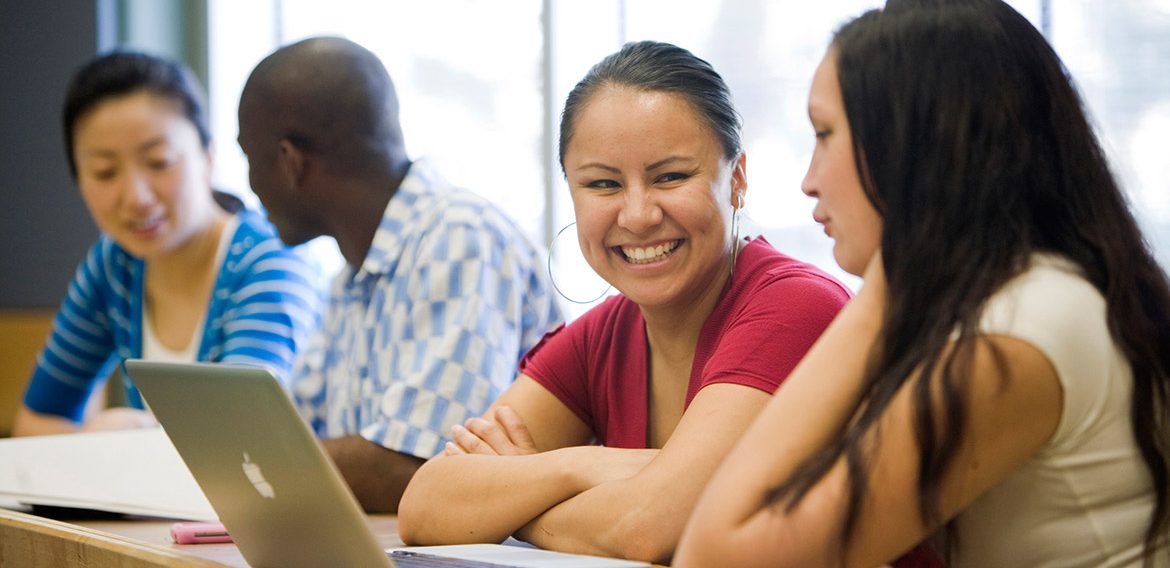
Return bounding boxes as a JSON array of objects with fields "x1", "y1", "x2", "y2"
[{"x1": 171, "y1": 521, "x2": 234, "y2": 544}]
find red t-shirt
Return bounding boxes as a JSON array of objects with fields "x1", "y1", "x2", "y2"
[{"x1": 518, "y1": 237, "x2": 852, "y2": 448}]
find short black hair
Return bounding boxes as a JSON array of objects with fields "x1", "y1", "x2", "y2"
[{"x1": 62, "y1": 50, "x2": 210, "y2": 178}]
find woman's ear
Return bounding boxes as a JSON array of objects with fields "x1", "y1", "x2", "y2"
[
  {"x1": 201, "y1": 141, "x2": 215, "y2": 182},
  {"x1": 731, "y1": 152, "x2": 748, "y2": 207}
]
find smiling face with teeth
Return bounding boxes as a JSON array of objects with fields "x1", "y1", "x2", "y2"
[
  {"x1": 563, "y1": 86, "x2": 747, "y2": 311},
  {"x1": 72, "y1": 91, "x2": 217, "y2": 260}
]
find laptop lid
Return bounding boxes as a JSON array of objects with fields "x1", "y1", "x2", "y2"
[{"x1": 123, "y1": 360, "x2": 392, "y2": 568}]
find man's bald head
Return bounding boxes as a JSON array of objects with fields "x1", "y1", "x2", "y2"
[{"x1": 240, "y1": 36, "x2": 405, "y2": 175}]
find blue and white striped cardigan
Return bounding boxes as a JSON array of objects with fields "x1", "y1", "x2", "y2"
[{"x1": 24, "y1": 209, "x2": 323, "y2": 420}]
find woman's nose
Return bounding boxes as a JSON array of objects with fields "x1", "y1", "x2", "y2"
[
  {"x1": 617, "y1": 186, "x2": 663, "y2": 234},
  {"x1": 120, "y1": 170, "x2": 156, "y2": 210},
  {"x1": 800, "y1": 162, "x2": 818, "y2": 198}
]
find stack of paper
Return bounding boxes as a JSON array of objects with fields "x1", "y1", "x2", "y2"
[{"x1": 0, "y1": 428, "x2": 217, "y2": 520}]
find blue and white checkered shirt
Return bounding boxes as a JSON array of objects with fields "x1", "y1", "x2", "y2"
[{"x1": 291, "y1": 159, "x2": 563, "y2": 459}]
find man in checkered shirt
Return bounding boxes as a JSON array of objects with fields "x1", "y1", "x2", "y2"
[{"x1": 237, "y1": 36, "x2": 563, "y2": 513}]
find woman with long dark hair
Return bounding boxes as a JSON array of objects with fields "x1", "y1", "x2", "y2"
[{"x1": 677, "y1": 1, "x2": 1170, "y2": 566}]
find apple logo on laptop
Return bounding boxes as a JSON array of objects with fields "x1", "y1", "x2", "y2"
[{"x1": 241, "y1": 452, "x2": 276, "y2": 499}]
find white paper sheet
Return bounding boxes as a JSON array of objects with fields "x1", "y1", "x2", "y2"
[{"x1": 0, "y1": 428, "x2": 217, "y2": 520}]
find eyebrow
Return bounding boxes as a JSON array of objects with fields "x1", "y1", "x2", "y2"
[
  {"x1": 575, "y1": 162, "x2": 621, "y2": 174},
  {"x1": 79, "y1": 148, "x2": 117, "y2": 160},
  {"x1": 136, "y1": 136, "x2": 169, "y2": 153},
  {"x1": 81, "y1": 135, "x2": 169, "y2": 158},
  {"x1": 574, "y1": 155, "x2": 692, "y2": 175},
  {"x1": 645, "y1": 155, "x2": 690, "y2": 171},
  {"x1": 809, "y1": 94, "x2": 842, "y2": 123}
]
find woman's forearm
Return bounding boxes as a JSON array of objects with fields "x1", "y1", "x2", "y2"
[
  {"x1": 398, "y1": 446, "x2": 645, "y2": 545},
  {"x1": 12, "y1": 406, "x2": 80, "y2": 436},
  {"x1": 675, "y1": 286, "x2": 887, "y2": 567},
  {"x1": 518, "y1": 386, "x2": 771, "y2": 564},
  {"x1": 518, "y1": 470, "x2": 687, "y2": 563}
]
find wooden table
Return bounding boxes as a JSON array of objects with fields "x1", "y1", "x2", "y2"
[{"x1": 0, "y1": 506, "x2": 403, "y2": 567}]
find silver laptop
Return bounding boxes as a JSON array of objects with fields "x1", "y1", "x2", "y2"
[{"x1": 124, "y1": 360, "x2": 649, "y2": 568}]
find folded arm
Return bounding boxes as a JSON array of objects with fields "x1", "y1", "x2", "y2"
[
  {"x1": 515, "y1": 382, "x2": 772, "y2": 564},
  {"x1": 398, "y1": 375, "x2": 652, "y2": 544}
]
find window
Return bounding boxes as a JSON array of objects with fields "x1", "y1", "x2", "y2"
[
  {"x1": 207, "y1": 0, "x2": 1170, "y2": 318},
  {"x1": 1046, "y1": 1, "x2": 1170, "y2": 269},
  {"x1": 208, "y1": 0, "x2": 545, "y2": 282}
]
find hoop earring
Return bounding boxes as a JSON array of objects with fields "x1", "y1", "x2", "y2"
[
  {"x1": 547, "y1": 222, "x2": 613, "y2": 305},
  {"x1": 730, "y1": 193, "x2": 744, "y2": 270}
]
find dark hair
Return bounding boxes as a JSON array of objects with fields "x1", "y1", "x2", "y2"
[
  {"x1": 557, "y1": 40, "x2": 742, "y2": 172},
  {"x1": 62, "y1": 50, "x2": 211, "y2": 178},
  {"x1": 771, "y1": 1, "x2": 1170, "y2": 564}
]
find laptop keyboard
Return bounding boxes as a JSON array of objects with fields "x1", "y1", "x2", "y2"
[{"x1": 390, "y1": 550, "x2": 512, "y2": 567}]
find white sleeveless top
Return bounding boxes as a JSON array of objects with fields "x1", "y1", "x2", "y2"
[
  {"x1": 141, "y1": 217, "x2": 239, "y2": 363},
  {"x1": 950, "y1": 254, "x2": 1165, "y2": 567}
]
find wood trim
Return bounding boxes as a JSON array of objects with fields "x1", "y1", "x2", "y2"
[
  {"x1": 0, "y1": 310, "x2": 55, "y2": 437},
  {"x1": 0, "y1": 508, "x2": 225, "y2": 567}
]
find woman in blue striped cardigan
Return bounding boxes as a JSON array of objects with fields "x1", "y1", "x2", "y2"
[{"x1": 14, "y1": 51, "x2": 322, "y2": 435}]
